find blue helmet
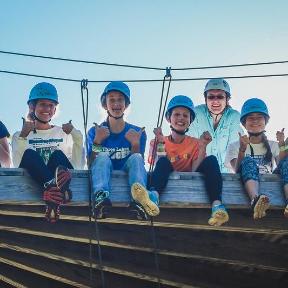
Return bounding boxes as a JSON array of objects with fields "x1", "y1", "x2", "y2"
[
  {"x1": 28, "y1": 82, "x2": 59, "y2": 104},
  {"x1": 100, "y1": 81, "x2": 131, "y2": 107},
  {"x1": 204, "y1": 78, "x2": 231, "y2": 97},
  {"x1": 165, "y1": 95, "x2": 195, "y2": 122},
  {"x1": 240, "y1": 98, "x2": 270, "y2": 124}
]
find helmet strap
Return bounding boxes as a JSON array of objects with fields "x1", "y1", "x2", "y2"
[
  {"x1": 248, "y1": 131, "x2": 265, "y2": 137},
  {"x1": 107, "y1": 110, "x2": 124, "y2": 120},
  {"x1": 206, "y1": 98, "x2": 228, "y2": 123},
  {"x1": 30, "y1": 111, "x2": 51, "y2": 124},
  {"x1": 170, "y1": 125, "x2": 188, "y2": 135}
]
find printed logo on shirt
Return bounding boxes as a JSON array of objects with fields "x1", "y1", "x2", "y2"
[
  {"x1": 169, "y1": 153, "x2": 191, "y2": 163},
  {"x1": 248, "y1": 154, "x2": 273, "y2": 174},
  {"x1": 101, "y1": 147, "x2": 131, "y2": 160},
  {"x1": 28, "y1": 138, "x2": 64, "y2": 164}
]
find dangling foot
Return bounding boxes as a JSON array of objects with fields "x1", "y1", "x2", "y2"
[
  {"x1": 129, "y1": 201, "x2": 148, "y2": 221},
  {"x1": 251, "y1": 195, "x2": 270, "y2": 219},
  {"x1": 55, "y1": 165, "x2": 72, "y2": 202},
  {"x1": 45, "y1": 204, "x2": 60, "y2": 223},
  {"x1": 43, "y1": 185, "x2": 63, "y2": 223},
  {"x1": 92, "y1": 190, "x2": 112, "y2": 219},
  {"x1": 131, "y1": 183, "x2": 160, "y2": 217},
  {"x1": 208, "y1": 204, "x2": 229, "y2": 226}
]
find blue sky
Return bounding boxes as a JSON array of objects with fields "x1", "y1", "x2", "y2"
[{"x1": 1, "y1": 0, "x2": 288, "y2": 151}]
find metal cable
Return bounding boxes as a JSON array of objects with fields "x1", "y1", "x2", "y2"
[
  {"x1": 2, "y1": 50, "x2": 288, "y2": 71},
  {"x1": 80, "y1": 80, "x2": 106, "y2": 288}
]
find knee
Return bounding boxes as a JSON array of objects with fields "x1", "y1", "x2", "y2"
[
  {"x1": 91, "y1": 152, "x2": 111, "y2": 168},
  {"x1": 241, "y1": 156, "x2": 256, "y2": 167},
  {"x1": 202, "y1": 155, "x2": 220, "y2": 170},
  {"x1": 279, "y1": 156, "x2": 288, "y2": 170},
  {"x1": 51, "y1": 150, "x2": 65, "y2": 158},
  {"x1": 22, "y1": 149, "x2": 38, "y2": 160},
  {"x1": 127, "y1": 153, "x2": 144, "y2": 165},
  {"x1": 155, "y1": 157, "x2": 171, "y2": 170},
  {"x1": 205, "y1": 155, "x2": 218, "y2": 166},
  {"x1": 240, "y1": 156, "x2": 259, "y2": 182}
]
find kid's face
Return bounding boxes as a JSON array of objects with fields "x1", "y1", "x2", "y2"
[
  {"x1": 33, "y1": 99, "x2": 57, "y2": 122},
  {"x1": 169, "y1": 107, "x2": 191, "y2": 131},
  {"x1": 244, "y1": 113, "x2": 266, "y2": 133},
  {"x1": 104, "y1": 91, "x2": 126, "y2": 117},
  {"x1": 206, "y1": 89, "x2": 227, "y2": 114}
]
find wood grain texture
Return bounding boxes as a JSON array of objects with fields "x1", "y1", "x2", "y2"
[{"x1": 0, "y1": 168, "x2": 286, "y2": 206}]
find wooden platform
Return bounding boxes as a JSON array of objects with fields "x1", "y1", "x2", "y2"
[
  {"x1": 0, "y1": 168, "x2": 286, "y2": 207},
  {"x1": 0, "y1": 168, "x2": 287, "y2": 288}
]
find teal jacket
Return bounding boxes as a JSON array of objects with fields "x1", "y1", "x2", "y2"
[{"x1": 188, "y1": 104, "x2": 243, "y2": 173}]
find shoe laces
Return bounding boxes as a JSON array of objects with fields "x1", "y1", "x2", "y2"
[{"x1": 95, "y1": 190, "x2": 109, "y2": 204}]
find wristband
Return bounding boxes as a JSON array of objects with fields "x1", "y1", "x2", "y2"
[
  {"x1": 92, "y1": 144, "x2": 103, "y2": 153},
  {"x1": 279, "y1": 145, "x2": 288, "y2": 152},
  {"x1": 156, "y1": 142, "x2": 166, "y2": 156}
]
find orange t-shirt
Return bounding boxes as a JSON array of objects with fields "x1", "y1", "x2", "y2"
[{"x1": 149, "y1": 135, "x2": 200, "y2": 172}]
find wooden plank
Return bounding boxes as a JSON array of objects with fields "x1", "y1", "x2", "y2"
[
  {"x1": 0, "y1": 246, "x2": 197, "y2": 288},
  {"x1": 0, "y1": 274, "x2": 28, "y2": 288},
  {"x1": 0, "y1": 168, "x2": 286, "y2": 206}
]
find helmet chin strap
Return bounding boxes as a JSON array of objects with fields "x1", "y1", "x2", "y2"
[
  {"x1": 170, "y1": 125, "x2": 189, "y2": 135},
  {"x1": 31, "y1": 112, "x2": 51, "y2": 124},
  {"x1": 107, "y1": 110, "x2": 124, "y2": 120},
  {"x1": 248, "y1": 130, "x2": 265, "y2": 137},
  {"x1": 206, "y1": 98, "x2": 228, "y2": 122}
]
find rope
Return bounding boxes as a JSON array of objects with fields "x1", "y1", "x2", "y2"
[
  {"x1": 2, "y1": 69, "x2": 288, "y2": 83},
  {"x1": 2, "y1": 50, "x2": 288, "y2": 71},
  {"x1": 80, "y1": 80, "x2": 105, "y2": 288},
  {"x1": 148, "y1": 68, "x2": 172, "y2": 288}
]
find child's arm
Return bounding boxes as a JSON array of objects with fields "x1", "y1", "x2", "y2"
[
  {"x1": 148, "y1": 128, "x2": 166, "y2": 166},
  {"x1": 88, "y1": 124, "x2": 110, "y2": 166},
  {"x1": 276, "y1": 128, "x2": 287, "y2": 161},
  {"x1": 0, "y1": 137, "x2": 11, "y2": 167},
  {"x1": 191, "y1": 131, "x2": 211, "y2": 172},
  {"x1": 230, "y1": 133, "x2": 249, "y2": 172}
]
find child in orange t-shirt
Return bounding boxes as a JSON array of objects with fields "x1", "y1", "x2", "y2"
[{"x1": 148, "y1": 95, "x2": 229, "y2": 226}]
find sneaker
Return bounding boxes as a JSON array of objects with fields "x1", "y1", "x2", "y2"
[
  {"x1": 43, "y1": 185, "x2": 63, "y2": 223},
  {"x1": 45, "y1": 204, "x2": 60, "y2": 224},
  {"x1": 92, "y1": 190, "x2": 112, "y2": 219},
  {"x1": 55, "y1": 165, "x2": 72, "y2": 199},
  {"x1": 251, "y1": 195, "x2": 270, "y2": 219},
  {"x1": 44, "y1": 165, "x2": 72, "y2": 202},
  {"x1": 131, "y1": 183, "x2": 160, "y2": 217},
  {"x1": 208, "y1": 204, "x2": 229, "y2": 226},
  {"x1": 149, "y1": 190, "x2": 160, "y2": 207},
  {"x1": 129, "y1": 201, "x2": 148, "y2": 221}
]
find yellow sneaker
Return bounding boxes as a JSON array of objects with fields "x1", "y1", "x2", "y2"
[
  {"x1": 208, "y1": 204, "x2": 229, "y2": 226},
  {"x1": 251, "y1": 195, "x2": 270, "y2": 219},
  {"x1": 131, "y1": 183, "x2": 160, "y2": 217}
]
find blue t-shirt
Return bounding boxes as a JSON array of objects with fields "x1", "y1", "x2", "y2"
[
  {"x1": 0, "y1": 121, "x2": 10, "y2": 139},
  {"x1": 87, "y1": 121, "x2": 147, "y2": 170}
]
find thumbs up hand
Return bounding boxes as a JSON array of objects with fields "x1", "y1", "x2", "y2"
[
  {"x1": 276, "y1": 128, "x2": 285, "y2": 146},
  {"x1": 125, "y1": 127, "x2": 145, "y2": 146},
  {"x1": 62, "y1": 120, "x2": 74, "y2": 135},
  {"x1": 93, "y1": 123, "x2": 110, "y2": 145},
  {"x1": 239, "y1": 132, "x2": 250, "y2": 152}
]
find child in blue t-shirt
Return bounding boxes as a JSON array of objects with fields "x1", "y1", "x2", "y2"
[
  {"x1": 0, "y1": 121, "x2": 11, "y2": 168},
  {"x1": 87, "y1": 81, "x2": 159, "y2": 219}
]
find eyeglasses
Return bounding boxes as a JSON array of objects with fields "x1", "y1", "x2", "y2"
[{"x1": 206, "y1": 95, "x2": 226, "y2": 100}]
